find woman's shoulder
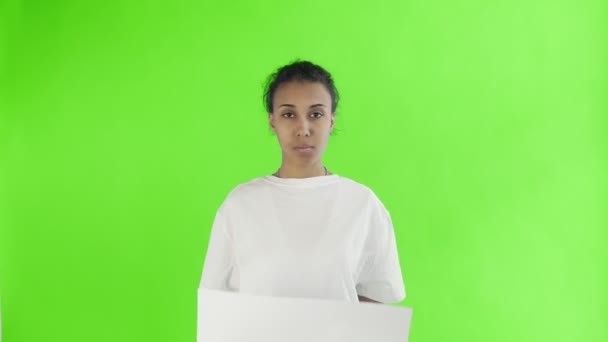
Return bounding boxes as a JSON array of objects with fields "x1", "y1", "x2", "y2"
[
  {"x1": 226, "y1": 177, "x2": 268, "y2": 196},
  {"x1": 222, "y1": 174, "x2": 382, "y2": 204},
  {"x1": 218, "y1": 177, "x2": 269, "y2": 206},
  {"x1": 334, "y1": 176, "x2": 383, "y2": 201}
]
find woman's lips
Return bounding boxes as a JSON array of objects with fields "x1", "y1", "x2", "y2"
[{"x1": 294, "y1": 145, "x2": 313, "y2": 151}]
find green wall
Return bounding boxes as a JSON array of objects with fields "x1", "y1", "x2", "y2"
[{"x1": 1, "y1": 0, "x2": 606, "y2": 341}]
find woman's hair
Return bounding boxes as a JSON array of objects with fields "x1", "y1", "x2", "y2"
[{"x1": 263, "y1": 59, "x2": 340, "y2": 121}]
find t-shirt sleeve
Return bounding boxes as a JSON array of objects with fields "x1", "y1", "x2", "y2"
[
  {"x1": 199, "y1": 203, "x2": 239, "y2": 292},
  {"x1": 355, "y1": 196, "x2": 406, "y2": 304}
]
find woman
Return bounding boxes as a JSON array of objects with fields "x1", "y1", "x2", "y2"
[{"x1": 199, "y1": 60, "x2": 406, "y2": 304}]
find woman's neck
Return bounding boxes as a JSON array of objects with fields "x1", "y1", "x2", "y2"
[{"x1": 275, "y1": 162, "x2": 330, "y2": 179}]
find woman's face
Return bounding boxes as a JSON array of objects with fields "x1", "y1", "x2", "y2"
[{"x1": 269, "y1": 80, "x2": 335, "y2": 160}]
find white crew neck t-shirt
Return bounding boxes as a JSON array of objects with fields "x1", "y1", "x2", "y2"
[{"x1": 199, "y1": 174, "x2": 406, "y2": 304}]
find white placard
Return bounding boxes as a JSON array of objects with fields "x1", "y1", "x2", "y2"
[{"x1": 197, "y1": 288, "x2": 413, "y2": 342}]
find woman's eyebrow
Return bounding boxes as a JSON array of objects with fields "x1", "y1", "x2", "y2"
[{"x1": 279, "y1": 104, "x2": 326, "y2": 108}]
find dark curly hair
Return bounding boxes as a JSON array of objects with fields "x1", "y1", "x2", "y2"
[{"x1": 263, "y1": 59, "x2": 340, "y2": 135}]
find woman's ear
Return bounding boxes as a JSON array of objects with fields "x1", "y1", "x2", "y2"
[{"x1": 268, "y1": 112, "x2": 275, "y2": 132}]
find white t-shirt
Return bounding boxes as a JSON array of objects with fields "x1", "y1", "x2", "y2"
[{"x1": 199, "y1": 174, "x2": 406, "y2": 304}]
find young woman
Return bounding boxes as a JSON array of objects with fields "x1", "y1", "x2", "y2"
[{"x1": 199, "y1": 60, "x2": 406, "y2": 304}]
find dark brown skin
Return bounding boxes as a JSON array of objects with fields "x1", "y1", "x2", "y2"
[{"x1": 358, "y1": 295, "x2": 381, "y2": 303}]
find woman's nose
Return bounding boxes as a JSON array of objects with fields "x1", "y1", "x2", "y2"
[{"x1": 295, "y1": 120, "x2": 311, "y2": 136}]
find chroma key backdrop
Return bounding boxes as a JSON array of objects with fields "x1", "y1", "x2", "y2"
[{"x1": 0, "y1": 1, "x2": 606, "y2": 342}]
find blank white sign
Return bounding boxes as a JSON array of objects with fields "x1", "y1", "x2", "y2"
[{"x1": 197, "y1": 288, "x2": 413, "y2": 342}]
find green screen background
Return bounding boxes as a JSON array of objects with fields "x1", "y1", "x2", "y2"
[{"x1": 1, "y1": 0, "x2": 606, "y2": 341}]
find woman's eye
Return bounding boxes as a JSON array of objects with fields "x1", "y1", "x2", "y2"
[{"x1": 282, "y1": 112, "x2": 323, "y2": 118}]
